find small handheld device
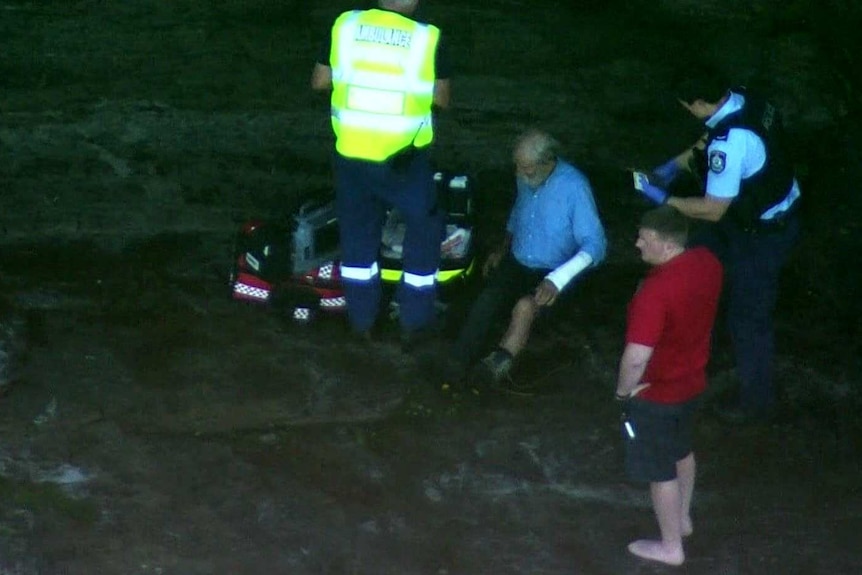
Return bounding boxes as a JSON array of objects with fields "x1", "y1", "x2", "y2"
[
  {"x1": 621, "y1": 411, "x2": 636, "y2": 439},
  {"x1": 632, "y1": 171, "x2": 649, "y2": 191}
]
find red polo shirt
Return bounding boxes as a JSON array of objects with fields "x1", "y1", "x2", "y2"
[{"x1": 626, "y1": 247, "x2": 723, "y2": 404}]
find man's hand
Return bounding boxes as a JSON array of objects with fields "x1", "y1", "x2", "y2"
[
  {"x1": 533, "y1": 279, "x2": 560, "y2": 307},
  {"x1": 482, "y1": 249, "x2": 504, "y2": 277},
  {"x1": 615, "y1": 382, "x2": 651, "y2": 400},
  {"x1": 633, "y1": 172, "x2": 668, "y2": 204}
]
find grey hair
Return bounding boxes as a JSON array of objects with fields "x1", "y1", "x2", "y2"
[{"x1": 514, "y1": 129, "x2": 560, "y2": 165}]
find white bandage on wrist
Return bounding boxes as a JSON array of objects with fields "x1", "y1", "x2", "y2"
[{"x1": 545, "y1": 251, "x2": 593, "y2": 291}]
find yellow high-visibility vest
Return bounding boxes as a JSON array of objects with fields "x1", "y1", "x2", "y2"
[{"x1": 330, "y1": 9, "x2": 439, "y2": 162}]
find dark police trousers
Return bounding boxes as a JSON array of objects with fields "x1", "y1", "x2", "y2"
[{"x1": 693, "y1": 214, "x2": 800, "y2": 415}]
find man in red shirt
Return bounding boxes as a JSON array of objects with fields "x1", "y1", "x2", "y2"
[{"x1": 614, "y1": 205, "x2": 723, "y2": 566}]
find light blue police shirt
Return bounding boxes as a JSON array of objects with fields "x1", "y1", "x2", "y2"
[
  {"x1": 704, "y1": 91, "x2": 800, "y2": 220},
  {"x1": 506, "y1": 159, "x2": 607, "y2": 270}
]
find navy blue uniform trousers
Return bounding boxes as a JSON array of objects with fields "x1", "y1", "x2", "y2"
[
  {"x1": 694, "y1": 215, "x2": 800, "y2": 415},
  {"x1": 334, "y1": 149, "x2": 443, "y2": 333}
]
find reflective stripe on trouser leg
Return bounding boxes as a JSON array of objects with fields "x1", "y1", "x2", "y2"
[
  {"x1": 340, "y1": 262, "x2": 381, "y2": 332},
  {"x1": 393, "y1": 156, "x2": 442, "y2": 332},
  {"x1": 398, "y1": 270, "x2": 437, "y2": 331},
  {"x1": 334, "y1": 154, "x2": 389, "y2": 332}
]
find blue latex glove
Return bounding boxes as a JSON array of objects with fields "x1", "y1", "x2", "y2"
[
  {"x1": 633, "y1": 172, "x2": 668, "y2": 204},
  {"x1": 651, "y1": 158, "x2": 681, "y2": 187}
]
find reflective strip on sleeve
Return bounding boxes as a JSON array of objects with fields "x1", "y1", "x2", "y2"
[{"x1": 340, "y1": 261, "x2": 380, "y2": 282}]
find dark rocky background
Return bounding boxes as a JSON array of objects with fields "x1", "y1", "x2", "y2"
[{"x1": 1, "y1": 1, "x2": 860, "y2": 573}]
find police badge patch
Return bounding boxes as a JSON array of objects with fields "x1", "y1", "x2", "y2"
[{"x1": 709, "y1": 150, "x2": 727, "y2": 173}]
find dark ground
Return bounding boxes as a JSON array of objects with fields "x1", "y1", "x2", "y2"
[{"x1": 1, "y1": 1, "x2": 861, "y2": 573}]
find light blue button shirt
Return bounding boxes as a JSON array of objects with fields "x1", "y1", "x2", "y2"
[
  {"x1": 506, "y1": 159, "x2": 607, "y2": 270},
  {"x1": 705, "y1": 91, "x2": 800, "y2": 220}
]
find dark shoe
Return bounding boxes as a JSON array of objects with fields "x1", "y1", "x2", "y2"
[
  {"x1": 715, "y1": 404, "x2": 775, "y2": 425},
  {"x1": 350, "y1": 328, "x2": 374, "y2": 344},
  {"x1": 472, "y1": 348, "x2": 513, "y2": 387},
  {"x1": 441, "y1": 355, "x2": 469, "y2": 385},
  {"x1": 400, "y1": 322, "x2": 442, "y2": 353},
  {"x1": 714, "y1": 405, "x2": 750, "y2": 424}
]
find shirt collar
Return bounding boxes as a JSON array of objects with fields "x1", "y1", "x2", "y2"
[
  {"x1": 705, "y1": 90, "x2": 745, "y2": 129},
  {"x1": 525, "y1": 160, "x2": 559, "y2": 193}
]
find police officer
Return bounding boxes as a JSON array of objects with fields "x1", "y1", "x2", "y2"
[
  {"x1": 633, "y1": 82, "x2": 801, "y2": 421},
  {"x1": 311, "y1": 0, "x2": 451, "y2": 343}
]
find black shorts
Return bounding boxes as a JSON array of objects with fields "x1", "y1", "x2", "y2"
[{"x1": 623, "y1": 397, "x2": 700, "y2": 483}]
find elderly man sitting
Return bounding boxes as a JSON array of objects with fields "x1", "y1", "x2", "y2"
[{"x1": 448, "y1": 129, "x2": 607, "y2": 386}]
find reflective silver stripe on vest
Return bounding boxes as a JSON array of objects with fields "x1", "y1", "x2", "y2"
[
  {"x1": 340, "y1": 71, "x2": 435, "y2": 94},
  {"x1": 331, "y1": 109, "x2": 432, "y2": 131},
  {"x1": 340, "y1": 261, "x2": 380, "y2": 282},
  {"x1": 402, "y1": 271, "x2": 435, "y2": 288}
]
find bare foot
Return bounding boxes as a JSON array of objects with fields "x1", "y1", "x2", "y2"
[
  {"x1": 681, "y1": 516, "x2": 693, "y2": 537},
  {"x1": 627, "y1": 539, "x2": 685, "y2": 566}
]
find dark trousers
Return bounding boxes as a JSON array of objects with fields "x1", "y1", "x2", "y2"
[
  {"x1": 334, "y1": 150, "x2": 443, "y2": 333},
  {"x1": 693, "y1": 215, "x2": 800, "y2": 415},
  {"x1": 451, "y1": 253, "x2": 550, "y2": 366}
]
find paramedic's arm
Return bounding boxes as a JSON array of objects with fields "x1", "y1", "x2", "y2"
[
  {"x1": 432, "y1": 35, "x2": 452, "y2": 110},
  {"x1": 433, "y1": 79, "x2": 451, "y2": 109},
  {"x1": 310, "y1": 63, "x2": 332, "y2": 92}
]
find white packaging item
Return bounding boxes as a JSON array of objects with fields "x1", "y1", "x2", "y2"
[{"x1": 441, "y1": 226, "x2": 471, "y2": 258}]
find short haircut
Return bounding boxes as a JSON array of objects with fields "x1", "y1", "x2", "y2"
[
  {"x1": 640, "y1": 205, "x2": 689, "y2": 247},
  {"x1": 514, "y1": 129, "x2": 560, "y2": 165},
  {"x1": 675, "y1": 70, "x2": 732, "y2": 104}
]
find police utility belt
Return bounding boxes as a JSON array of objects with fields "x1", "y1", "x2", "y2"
[{"x1": 741, "y1": 203, "x2": 799, "y2": 235}]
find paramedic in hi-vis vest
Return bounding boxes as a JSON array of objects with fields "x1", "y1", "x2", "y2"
[{"x1": 311, "y1": 0, "x2": 451, "y2": 344}]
